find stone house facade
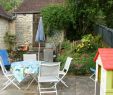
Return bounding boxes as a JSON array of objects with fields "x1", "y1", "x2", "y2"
[
  {"x1": 0, "y1": 6, "x2": 15, "y2": 49},
  {"x1": 15, "y1": 14, "x2": 33, "y2": 46},
  {"x1": 14, "y1": 0, "x2": 64, "y2": 48}
]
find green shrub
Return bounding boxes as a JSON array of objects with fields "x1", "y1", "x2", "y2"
[
  {"x1": 66, "y1": 0, "x2": 97, "y2": 36},
  {"x1": 61, "y1": 40, "x2": 71, "y2": 50},
  {"x1": 41, "y1": 4, "x2": 71, "y2": 36},
  {"x1": 56, "y1": 40, "x2": 72, "y2": 68},
  {"x1": 4, "y1": 32, "x2": 16, "y2": 51},
  {"x1": 56, "y1": 34, "x2": 103, "y2": 75},
  {"x1": 75, "y1": 34, "x2": 102, "y2": 53},
  {"x1": 69, "y1": 52, "x2": 96, "y2": 75},
  {"x1": 0, "y1": 0, "x2": 22, "y2": 11}
]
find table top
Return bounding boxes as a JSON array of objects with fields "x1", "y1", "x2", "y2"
[{"x1": 11, "y1": 60, "x2": 41, "y2": 82}]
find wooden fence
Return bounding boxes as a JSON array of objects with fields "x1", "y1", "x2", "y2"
[{"x1": 94, "y1": 25, "x2": 113, "y2": 47}]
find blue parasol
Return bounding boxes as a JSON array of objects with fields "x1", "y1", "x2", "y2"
[{"x1": 35, "y1": 17, "x2": 45, "y2": 60}]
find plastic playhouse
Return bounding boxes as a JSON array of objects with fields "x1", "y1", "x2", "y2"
[{"x1": 94, "y1": 48, "x2": 113, "y2": 95}]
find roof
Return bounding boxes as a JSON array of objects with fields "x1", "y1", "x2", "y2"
[
  {"x1": 0, "y1": 5, "x2": 11, "y2": 20},
  {"x1": 94, "y1": 48, "x2": 113, "y2": 70},
  {"x1": 14, "y1": 0, "x2": 64, "y2": 14}
]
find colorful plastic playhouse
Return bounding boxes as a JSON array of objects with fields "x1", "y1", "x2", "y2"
[{"x1": 94, "y1": 48, "x2": 113, "y2": 95}]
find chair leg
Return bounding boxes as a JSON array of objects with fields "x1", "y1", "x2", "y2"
[
  {"x1": 26, "y1": 74, "x2": 38, "y2": 89},
  {"x1": 60, "y1": 79, "x2": 68, "y2": 87},
  {"x1": 55, "y1": 83, "x2": 58, "y2": 95},
  {"x1": 56, "y1": 76, "x2": 68, "y2": 87},
  {"x1": 89, "y1": 73, "x2": 95, "y2": 81},
  {"x1": 3, "y1": 80, "x2": 10, "y2": 86},
  {"x1": 0, "y1": 81, "x2": 12, "y2": 91},
  {"x1": 0, "y1": 78, "x2": 19, "y2": 91},
  {"x1": 6, "y1": 76, "x2": 20, "y2": 89},
  {"x1": 38, "y1": 82, "x2": 58, "y2": 95},
  {"x1": 38, "y1": 82, "x2": 41, "y2": 95},
  {"x1": 26, "y1": 78, "x2": 35, "y2": 89}
]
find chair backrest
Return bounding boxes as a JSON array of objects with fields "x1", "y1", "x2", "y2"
[
  {"x1": 23, "y1": 54, "x2": 37, "y2": 61},
  {"x1": 63, "y1": 57, "x2": 73, "y2": 73},
  {"x1": 0, "y1": 50, "x2": 10, "y2": 66},
  {"x1": 39, "y1": 62, "x2": 60, "y2": 77},
  {"x1": 0, "y1": 56, "x2": 8, "y2": 74}
]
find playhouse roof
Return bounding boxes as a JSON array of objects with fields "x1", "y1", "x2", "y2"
[
  {"x1": 94, "y1": 48, "x2": 113, "y2": 70},
  {"x1": 14, "y1": 0, "x2": 64, "y2": 14}
]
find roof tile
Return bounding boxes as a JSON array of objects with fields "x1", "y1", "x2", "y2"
[{"x1": 15, "y1": 0, "x2": 64, "y2": 13}]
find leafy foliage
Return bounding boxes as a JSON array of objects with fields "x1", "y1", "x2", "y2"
[
  {"x1": 4, "y1": 32, "x2": 16, "y2": 51},
  {"x1": 0, "y1": 0, "x2": 22, "y2": 11},
  {"x1": 70, "y1": 52, "x2": 96, "y2": 75},
  {"x1": 56, "y1": 34, "x2": 103, "y2": 75},
  {"x1": 41, "y1": 4, "x2": 71, "y2": 36},
  {"x1": 66, "y1": 0, "x2": 97, "y2": 38},
  {"x1": 95, "y1": 9, "x2": 106, "y2": 25},
  {"x1": 75, "y1": 34, "x2": 102, "y2": 53},
  {"x1": 41, "y1": 0, "x2": 113, "y2": 40},
  {"x1": 96, "y1": 0, "x2": 113, "y2": 28}
]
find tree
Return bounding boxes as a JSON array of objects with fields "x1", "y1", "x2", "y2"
[
  {"x1": 41, "y1": 4, "x2": 71, "y2": 36},
  {"x1": 0, "y1": 0, "x2": 22, "y2": 11},
  {"x1": 66, "y1": 0, "x2": 97, "y2": 38}
]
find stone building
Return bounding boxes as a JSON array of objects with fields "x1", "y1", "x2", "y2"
[
  {"x1": 0, "y1": 5, "x2": 15, "y2": 49},
  {"x1": 14, "y1": 0, "x2": 64, "y2": 48}
]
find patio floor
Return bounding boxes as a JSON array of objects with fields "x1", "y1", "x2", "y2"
[{"x1": 0, "y1": 72, "x2": 95, "y2": 95}]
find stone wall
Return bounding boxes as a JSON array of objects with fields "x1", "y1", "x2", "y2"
[
  {"x1": 15, "y1": 14, "x2": 33, "y2": 46},
  {"x1": 9, "y1": 20, "x2": 16, "y2": 35},
  {"x1": 0, "y1": 18, "x2": 9, "y2": 49}
]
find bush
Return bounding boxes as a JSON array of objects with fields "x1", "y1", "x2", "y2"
[
  {"x1": 4, "y1": 32, "x2": 16, "y2": 51},
  {"x1": 66, "y1": 0, "x2": 97, "y2": 36},
  {"x1": 56, "y1": 34, "x2": 103, "y2": 75},
  {"x1": 41, "y1": 4, "x2": 71, "y2": 36},
  {"x1": 56, "y1": 40, "x2": 72, "y2": 69},
  {"x1": 61, "y1": 40, "x2": 71, "y2": 50},
  {"x1": 75, "y1": 34, "x2": 102, "y2": 53},
  {"x1": 70, "y1": 52, "x2": 96, "y2": 75},
  {"x1": 0, "y1": 0, "x2": 22, "y2": 11}
]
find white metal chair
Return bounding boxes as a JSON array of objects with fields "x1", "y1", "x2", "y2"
[
  {"x1": 89, "y1": 68, "x2": 96, "y2": 81},
  {"x1": 23, "y1": 54, "x2": 37, "y2": 61},
  {"x1": 0, "y1": 56, "x2": 20, "y2": 91},
  {"x1": 38, "y1": 62, "x2": 60, "y2": 95},
  {"x1": 23, "y1": 54, "x2": 38, "y2": 89},
  {"x1": 58, "y1": 57, "x2": 73, "y2": 87}
]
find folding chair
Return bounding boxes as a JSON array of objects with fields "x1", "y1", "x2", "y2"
[
  {"x1": 38, "y1": 63, "x2": 60, "y2": 95},
  {"x1": 89, "y1": 68, "x2": 96, "y2": 81},
  {"x1": 23, "y1": 54, "x2": 37, "y2": 89},
  {"x1": 23, "y1": 54, "x2": 37, "y2": 61},
  {"x1": 0, "y1": 50, "x2": 10, "y2": 70},
  {"x1": 58, "y1": 57, "x2": 73, "y2": 87},
  {"x1": 0, "y1": 56, "x2": 20, "y2": 91}
]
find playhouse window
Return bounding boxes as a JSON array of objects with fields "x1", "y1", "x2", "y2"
[{"x1": 98, "y1": 65, "x2": 101, "y2": 83}]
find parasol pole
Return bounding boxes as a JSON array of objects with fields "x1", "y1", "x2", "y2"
[{"x1": 38, "y1": 43, "x2": 40, "y2": 61}]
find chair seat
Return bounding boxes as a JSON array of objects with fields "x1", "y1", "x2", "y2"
[
  {"x1": 59, "y1": 71, "x2": 65, "y2": 75},
  {"x1": 38, "y1": 76, "x2": 59, "y2": 82}
]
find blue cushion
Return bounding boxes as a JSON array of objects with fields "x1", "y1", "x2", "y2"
[
  {"x1": 90, "y1": 68, "x2": 96, "y2": 73},
  {"x1": 0, "y1": 50, "x2": 10, "y2": 66}
]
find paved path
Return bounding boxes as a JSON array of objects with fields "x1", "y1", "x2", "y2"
[{"x1": 0, "y1": 74, "x2": 95, "y2": 95}]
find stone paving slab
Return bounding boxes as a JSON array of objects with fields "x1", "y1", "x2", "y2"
[{"x1": 0, "y1": 74, "x2": 95, "y2": 95}]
